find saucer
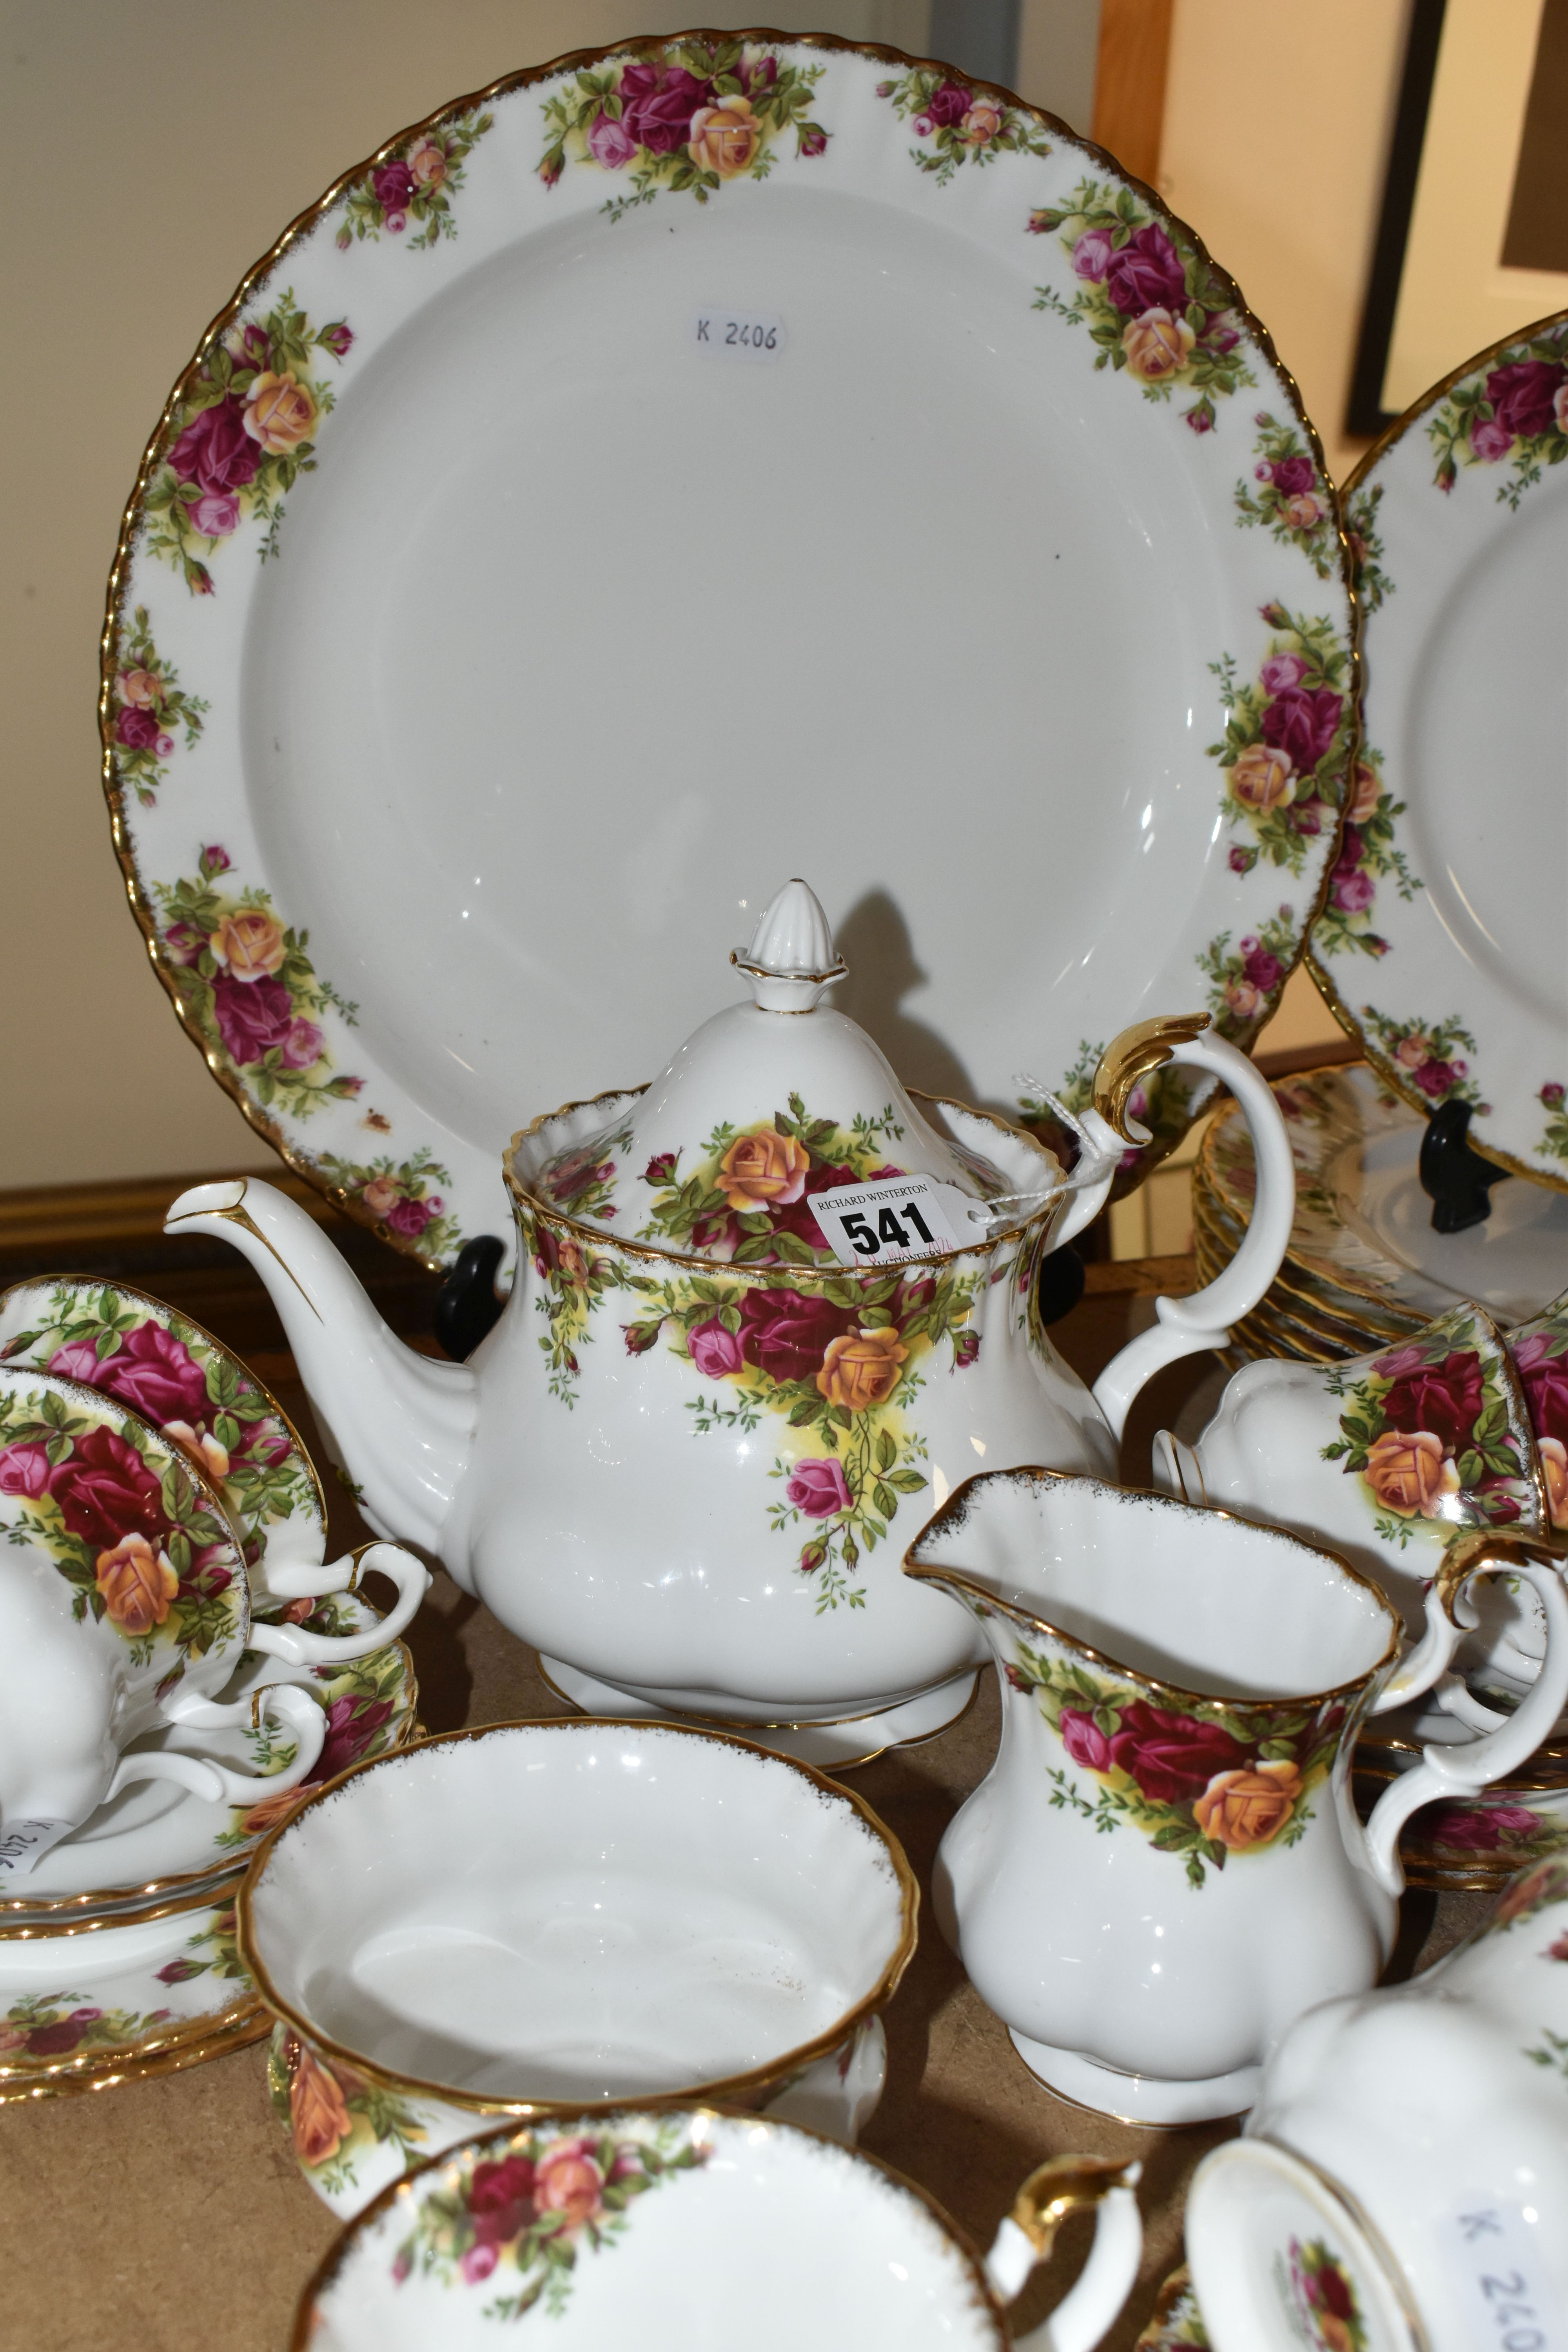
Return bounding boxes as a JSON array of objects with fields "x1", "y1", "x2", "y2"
[
  {"x1": 0, "y1": 1878, "x2": 264, "y2": 2103},
  {"x1": 1136, "y1": 2267, "x2": 1209, "y2": 2350},
  {"x1": 0, "y1": 1587, "x2": 416, "y2": 1927},
  {"x1": 537, "y1": 1658, "x2": 981, "y2": 1769},
  {"x1": 105, "y1": 33, "x2": 1351, "y2": 1267}
]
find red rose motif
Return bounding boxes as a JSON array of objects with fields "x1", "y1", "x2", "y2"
[
  {"x1": 737, "y1": 1288, "x2": 856, "y2": 1383},
  {"x1": 47, "y1": 1426, "x2": 169, "y2": 1550},
  {"x1": 1310, "y1": 2260, "x2": 1355, "y2": 2322},
  {"x1": 307, "y1": 1696, "x2": 394, "y2": 1786},
  {"x1": 1429, "y1": 1803, "x2": 1542, "y2": 1851},
  {"x1": 385, "y1": 1194, "x2": 438, "y2": 1239},
  {"x1": 923, "y1": 81, "x2": 972, "y2": 129},
  {"x1": 1380, "y1": 1350, "x2": 1483, "y2": 1452},
  {"x1": 468, "y1": 2152, "x2": 537, "y2": 2245},
  {"x1": 372, "y1": 160, "x2": 415, "y2": 214},
  {"x1": 167, "y1": 396, "x2": 260, "y2": 495},
  {"x1": 1108, "y1": 1701, "x2": 1247, "y2": 1803},
  {"x1": 116, "y1": 706, "x2": 162, "y2": 751},
  {"x1": 1269, "y1": 455, "x2": 1316, "y2": 497},
  {"x1": 1515, "y1": 1342, "x2": 1568, "y2": 1447},
  {"x1": 618, "y1": 62, "x2": 713, "y2": 156},
  {"x1": 212, "y1": 971, "x2": 294, "y2": 1067},
  {"x1": 768, "y1": 1160, "x2": 858, "y2": 1255},
  {"x1": 1485, "y1": 358, "x2": 1564, "y2": 439},
  {"x1": 1104, "y1": 221, "x2": 1188, "y2": 316},
  {"x1": 1260, "y1": 684, "x2": 1343, "y2": 775}
]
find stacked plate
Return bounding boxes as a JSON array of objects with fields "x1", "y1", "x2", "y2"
[
  {"x1": 1194, "y1": 1061, "x2": 1568, "y2": 1364},
  {"x1": 0, "y1": 1279, "x2": 417, "y2": 2100}
]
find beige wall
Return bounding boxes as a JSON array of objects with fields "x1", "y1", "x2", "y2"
[{"x1": 1, "y1": 0, "x2": 1396, "y2": 1191}]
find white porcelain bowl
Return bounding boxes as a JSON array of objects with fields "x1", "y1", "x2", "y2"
[{"x1": 239, "y1": 1720, "x2": 916, "y2": 2216}]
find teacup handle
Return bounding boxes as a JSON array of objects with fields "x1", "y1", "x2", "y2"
[
  {"x1": 985, "y1": 2155, "x2": 1142, "y2": 2352},
  {"x1": 1078, "y1": 1020, "x2": 1295, "y2": 1442},
  {"x1": 107, "y1": 1681, "x2": 326, "y2": 1807},
  {"x1": 244, "y1": 1541, "x2": 430, "y2": 1663},
  {"x1": 1359, "y1": 1534, "x2": 1568, "y2": 1894}
]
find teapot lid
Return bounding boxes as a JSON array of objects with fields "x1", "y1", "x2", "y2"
[{"x1": 518, "y1": 880, "x2": 1064, "y2": 1267}]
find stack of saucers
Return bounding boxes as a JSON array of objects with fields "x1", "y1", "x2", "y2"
[
  {"x1": 1194, "y1": 1062, "x2": 1568, "y2": 1364},
  {"x1": 0, "y1": 1279, "x2": 421, "y2": 2101}
]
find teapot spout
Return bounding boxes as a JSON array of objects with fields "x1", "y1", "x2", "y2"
[{"x1": 164, "y1": 1178, "x2": 476, "y2": 1560}]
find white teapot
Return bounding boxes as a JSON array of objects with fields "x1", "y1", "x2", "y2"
[{"x1": 165, "y1": 881, "x2": 1295, "y2": 1745}]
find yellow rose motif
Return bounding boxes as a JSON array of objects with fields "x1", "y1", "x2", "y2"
[
  {"x1": 1225, "y1": 977, "x2": 1265, "y2": 1022},
  {"x1": 1364, "y1": 1428, "x2": 1459, "y2": 1519},
  {"x1": 360, "y1": 1175, "x2": 401, "y2": 1219},
  {"x1": 289, "y1": 2039, "x2": 352, "y2": 2169},
  {"x1": 162, "y1": 1419, "x2": 230, "y2": 1482},
  {"x1": 210, "y1": 909, "x2": 286, "y2": 981},
  {"x1": 243, "y1": 368, "x2": 318, "y2": 454},
  {"x1": 95, "y1": 1532, "x2": 179, "y2": 1636},
  {"x1": 963, "y1": 98, "x2": 1004, "y2": 143},
  {"x1": 719, "y1": 1127, "x2": 811, "y2": 1214},
  {"x1": 1122, "y1": 307, "x2": 1196, "y2": 381},
  {"x1": 1193, "y1": 1759, "x2": 1302, "y2": 1850},
  {"x1": 118, "y1": 668, "x2": 160, "y2": 708},
  {"x1": 688, "y1": 96, "x2": 760, "y2": 176},
  {"x1": 407, "y1": 137, "x2": 448, "y2": 187},
  {"x1": 1540, "y1": 1438, "x2": 1568, "y2": 1531},
  {"x1": 1228, "y1": 742, "x2": 1296, "y2": 813},
  {"x1": 1284, "y1": 491, "x2": 1325, "y2": 528},
  {"x1": 1346, "y1": 761, "x2": 1381, "y2": 824},
  {"x1": 817, "y1": 1326, "x2": 908, "y2": 1413},
  {"x1": 241, "y1": 1782, "x2": 305, "y2": 1838}
]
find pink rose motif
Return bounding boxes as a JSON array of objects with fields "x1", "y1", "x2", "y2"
[
  {"x1": 1485, "y1": 358, "x2": 1564, "y2": 439},
  {"x1": 116, "y1": 706, "x2": 162, "y2": 751},
  {"x1": 61, "y1": 1321, "x2": 209, "y2": 1427},
  {"x1": 319, "y1": 322, "x2": 354, "y2": 360},
  {"x1": 1104, "y1": 221, "x2": 1187, "y2": 316},
  {"x1": 1470, "y1": 415, "x2": 1514, "y2": 463},
  {"x1": 1108, "y1": 1700, "x2": 1246, "y2": 1804},
  {"x1": 1372, "y1": 1344, "x2": 1426, "y2": 1381},
  {"x1": 212, "y1": 971, "x2": 294, "y2": 1067},
  {"x1": 1227, "y1": 844, "x2": 1254, "y2": 874},
  {"x1": 187, "y1": 490, "x2": 241, "y2": 539},
  {"x1": 1185, "y1": 405, "x2": 1214, "y2": 434},
  {"x1": 953, "y1": 1330, "x2": 981, "y2": 1370},
  {"x1": 47, "y1": 1339, "x2": 103, "y2": 1385},
  {"x1": 0, "y1": 1441, "x2": 51, "y2": 1497},
  {"x1": 1380, "y1": 1349, "x2": 1483, "y2": 1452},
  {"x1": 689, "y1": 1317, "x2": 746, "y2": 1381},
  {"x1": 460, "y1": 2244, "x2": 499, "y2": 2284},
  {"x1": 1331, "y1": 863, "x2": 1375, "y2": 915},
  {"x1": 386, "y1": 1195, "x2": 438, "y2": 1239},
  {"x1": 785, "y1": 1457, "x2": 851, "y2": 1518},
  {"x1": 588, "y1": 111, "x2": 639, "y2": 169},
  {"x1": 279, "y1": 1017, "x2": 324, "y2": 1070},
  {"x1": 1059, "y1": 1706, "x2": 1112, "y2": 1772},
  {"x1": 167, "y1": 396, "x2": 260, "y2": 495},
  {"x1": 1260, "y1": 684, "x2": 1342, "y2": 775},
  {"x1": 798, "y1": 125, "x2": 828, "y2": 158},
  {"x1": 201, "y1": 844, "x2": 231, "y2": 873},
  {"x1": 1556, "y1": 384, "x2": 1568, "y2": 434},
  {"x1": 1072, "y1": 227, "x2": 1115, "y2": 281},
  {"x1": 618, "y1": 62, "x2": 713, "y2": 156},
  {"x1": 1268, "y1": 456, "x2": 1316, "y2": 497},
  {"x1": 1541, "y1": 1083, "x2": 1566, "y2": 1109}
]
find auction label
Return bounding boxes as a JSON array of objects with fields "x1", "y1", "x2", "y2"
[
  {"x1": 1441, "y1": 2199, "x2": 1560, "y2": 2352},
  {"x1": 0, "y1": 1818, "x2": 73, "y2": 1878},
  {"x1": 693, "y1": 310, "x2": 785, "y2": 359},
  {"x1": 810, "y1": 1174, "x2": 988, "y2": 1267}
]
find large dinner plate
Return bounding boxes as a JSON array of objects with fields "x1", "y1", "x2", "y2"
[
  {"x1": 104, "y1": 31, "x2": 1353, "y2": 1267},
  {"x1": 1310, "y1": 309, "x2": 1568, "y2": 1190}
]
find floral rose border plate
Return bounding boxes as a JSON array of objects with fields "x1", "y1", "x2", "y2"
[
  {"x1": 104, "y1": 30, "x2": 1353, "y2": 1270},
  {"x1": 1309, "y1": 309, "x2": 1568, "y2": 1191}
]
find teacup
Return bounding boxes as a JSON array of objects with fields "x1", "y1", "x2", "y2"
[
  {"x1": 1187, "y1": 1849, "x2": 1568, "y2": 2352},
  {"x1": 240, "y1": 1719, "x2": 918, "y2": 2218},
  {"x1": 904, "y1": 1469, "x2": 1568, "y2": 2122},
  {"x1": 0, "y1": 1364, "x2": 428, "y2": 1866},
  {"x1": 1152, "y1": 1303, "x2": 1550, "y2": 1681},
  {"x1": 294, "y1": 2109, "x2": 1143, "y2": 2352}
]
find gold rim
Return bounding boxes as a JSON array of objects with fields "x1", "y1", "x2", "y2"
[
  {"x1": 238, "y1": 1716, "x2": 920, "y2": 2117},
  {"x1": 1320, "y1": 305, "x2": 1568, "y2": 1197},
  {"x1": 506, "y1": 1089, "x2": 1059, "y2": 1274},
  {"x1": 0, "y1": 1633, "x2": 419, "y2": 1929},
  {"x1": 905, "y1": 1465, "x2": 1403, "y2": 1710},
  {"x1": 292, "y1": 2100, "x2": 1010, "y2": 2352},
  {"x1": 102, "y1": 27, "x2": 1354, "y2": 1265},
  {"x1": 536, "y1": 1652, "x2": 979, "y2": 1735},
  {"x1": 0, "y1": 1996, "x2": 268, "y2": 2105}
]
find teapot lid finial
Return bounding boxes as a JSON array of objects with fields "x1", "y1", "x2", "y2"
[{"x1": 731, "y1": 878, "x2": 848, "y2": 1012}]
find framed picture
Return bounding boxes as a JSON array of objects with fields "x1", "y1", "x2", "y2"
[{"x1": 1349, "y1": 0, "x2": 1568, "y2": 436}]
